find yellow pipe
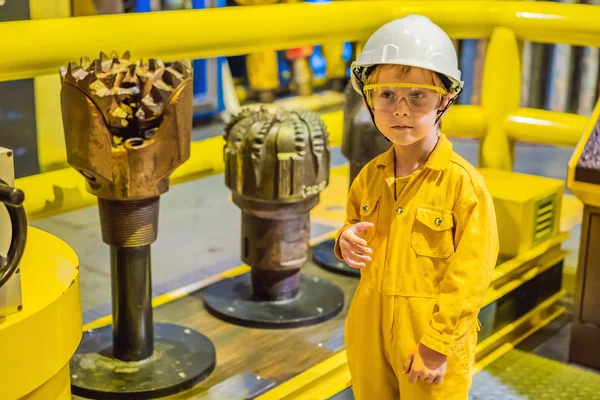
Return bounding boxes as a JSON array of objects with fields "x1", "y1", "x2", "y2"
[
  {"x1": 479, "y1": 27, "x2": 520, "y2": 170},
  {"x1": 443, "y1": 105, "x2": 486, "y2": 139},
  {"x1": 506, "y1": 108, "x2": 589, "y2": 147},
  {"x1": 2, "y1": 1, "x2": 600, "y2": 82}
]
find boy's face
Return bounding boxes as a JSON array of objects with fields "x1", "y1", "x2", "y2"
[{"x1": 366, "y1": 66, "x2": 450, "y2": 146}]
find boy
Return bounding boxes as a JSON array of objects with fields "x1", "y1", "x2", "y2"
[{"x1": 334, "y1": 15, "x2": 499, "y2": 400}]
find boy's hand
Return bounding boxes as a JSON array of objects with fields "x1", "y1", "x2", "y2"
[
  {"x1": 339, "y1": 222, "x2": 374, "y2": 268},
  {"x1": 403, "y1": 343, "x2": 448, "y2": 385}
]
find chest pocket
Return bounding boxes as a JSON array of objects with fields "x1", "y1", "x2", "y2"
[
  {"x1": 359, "y1": 193, "x2": 381, "y2": 244},
  {"x1": 411, "y1": 206, "x2": 455, "y2": 258}
]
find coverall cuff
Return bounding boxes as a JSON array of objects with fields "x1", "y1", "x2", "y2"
[{"x1": 420, "y1": 331, "x2": 454, "y2": 357}]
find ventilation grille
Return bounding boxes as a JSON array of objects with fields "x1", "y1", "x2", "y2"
[{"x1": 533, "y1": 195, "x2": 555, "y2": 245}]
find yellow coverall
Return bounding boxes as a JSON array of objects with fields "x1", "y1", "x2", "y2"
[{"x1": 335, "y1": 134, "x2": 499, "y2": 399}]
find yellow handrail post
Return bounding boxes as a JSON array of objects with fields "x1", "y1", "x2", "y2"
[
  {"x1": 30, "y1": 0, "x2": 72, "y2": 172},
  {"x1": 322, "y1": 41, "x2": 347, "y2": 89},
  {"x1": 236, "y1": 0, "x2": 281, "y2": 103},
  {"x1": 479, "y1": 27, "x2": 521, "y2": 170}
]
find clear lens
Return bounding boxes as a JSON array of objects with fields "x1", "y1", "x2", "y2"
[{"x1": 365, "y1": 86, "x2": 442, "y2": 113}]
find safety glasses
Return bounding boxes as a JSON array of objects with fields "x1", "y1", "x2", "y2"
[{"x1": 363, "y1": 83, "x2": 447, "y2": 113}]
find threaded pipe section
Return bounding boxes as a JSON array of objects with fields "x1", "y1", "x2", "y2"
[
  {"x1": 251, "y1": 269, "x2": 300, "y2": 301},
  {"x1": 98, "y1": 197, "x2": 159, "y2": 247}
]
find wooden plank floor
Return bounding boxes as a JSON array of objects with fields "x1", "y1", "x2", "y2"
[
  {"x1": 161, "y1": 260, "x2": 358, "y2": 399},
  {"x1": 73, "y1": 259, "x2": 359, "y2": 399}
]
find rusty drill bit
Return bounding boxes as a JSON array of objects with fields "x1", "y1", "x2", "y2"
[{"x1": 60, "y1": 51, "x2": 194, "y2": 247}]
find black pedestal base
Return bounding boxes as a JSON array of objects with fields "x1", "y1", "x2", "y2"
[
  {"x1": 70, "y1": 323, "x2": 216, "y2": 399},
  {"x1": 203, "y1": 272, "x2": 344, "y2": 329},
  {"x1": 312, "y1": 239, "x2": 361, "y2": 278}
]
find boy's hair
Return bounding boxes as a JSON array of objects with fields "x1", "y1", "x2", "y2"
[{"x1": 364, "y1": 64, "x2": 447, "y2": 131}]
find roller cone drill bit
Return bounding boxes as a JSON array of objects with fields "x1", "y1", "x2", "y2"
[
  {"x1": 60, "y1": 51, "x2": 193, "y2": 247},
  {"x1": 61, "y1": 54, "x2": 217, "y2": 399}
]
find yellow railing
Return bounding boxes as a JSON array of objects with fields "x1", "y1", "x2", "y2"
[{"x1": 3, "y1": 1, "x2": 597, "y2": 220}]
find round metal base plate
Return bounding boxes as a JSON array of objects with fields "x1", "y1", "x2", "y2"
[
  {"x1": 70, "y1": 323, "x2": 216, "y2": 399},
  {"x1": 312, "y1": 239, "x2": 360, "y2": 278},
  {"x1": 203, "y1": 273, "x2": 344, "y2": 329}
]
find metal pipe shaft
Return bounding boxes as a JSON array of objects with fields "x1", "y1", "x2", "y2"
[
  {"x1": 110, "y1": 245, "x2": 154, "y2": 361},
  {"x1": 242, "y1": 211, "x2": 309, "y2": 301}
]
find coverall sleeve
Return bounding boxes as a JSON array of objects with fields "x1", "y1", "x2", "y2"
[
  {"x1": 419, "y1": 188, "x2": 499, "y2": 356},
  {"x1": 333, "y1": 173, "x2": 364, "y2": 261}
]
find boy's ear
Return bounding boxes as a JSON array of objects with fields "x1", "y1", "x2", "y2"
[{"x1": 438, "y1": 94, "x2": 453, "y2": 113}]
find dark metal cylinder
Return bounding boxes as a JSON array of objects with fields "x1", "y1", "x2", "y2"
[
  {"x1": 0, "y1": 182, "x2": 24, "y2": 206},
  {"x1": 110, "y1": 245, "x2": 154, "y2": 361},
  {"x1": 251, "y1": 269, "x2": 301, "y2": 301},
  {"x1": 0, "y1": 181, "x2": 27, "y2": 289},
  {"x1": 241, "y1": 211, "x2": 309, "y2": 301}
]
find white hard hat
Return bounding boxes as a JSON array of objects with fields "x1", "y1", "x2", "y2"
[{"x1": 351, "y1": 15, "x2": 463, "y2": 95}]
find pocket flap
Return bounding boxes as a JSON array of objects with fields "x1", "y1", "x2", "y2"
[
  {"x1": 359, "y1": 194, "x2": 380, "y2": 217},
  {"x1": 415, "y1": 207, "x2": 454, "y2": 231}
]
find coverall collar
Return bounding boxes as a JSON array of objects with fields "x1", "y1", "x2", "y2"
[{"x1": 376, "y1": 133, "x2": 453, "y2": 172}]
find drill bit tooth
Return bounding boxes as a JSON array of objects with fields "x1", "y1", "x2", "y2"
[
  {"x1": 92, "y1": 59, "x2": 103, "y2": 72},
  {"x1": 137, "y1": 94, "x2": 162, "y2": 122},
  {"x1": 59, "y1": 65, "x2": 68, "y2": 80},
  {"x1": 148, "y1": 59, "x2": 157, "y2": 72},
  {"x1": 72, "y1": 68, "x2": 90, "y2": 81},
  {"x1": 172, "y1": 61, "x2": 186, "y2": 75},
  {"x1": 89, "y1": 79, "x2": 112, "y2": 97},
  {"x1": 111, "y1": 56, "x2": 120, "y2": 69},
  {"x1": 66, "y1": 61, "x2": 76, "y2": 77},
  {"x1": 127, "y1": 63, "x2": 137, "y2": 75},
  {"x1": 161, "y1": 68, "x2": 183, "y2": 88},
  {"x1": 148, "y1": 58, "x2": 164, "y2": 72},
  {"x1": 100, "y1": 51, "x2": 109, "y2": 62},
  {"x1": 123, "y1": 64, "x2": 139, "y2": 86},
  {"x1": 111, "y1": 50, "x2": 119, "y2": 59},
  {"x1": 78, "y1": 70, "x2": 97, "y2": 87},
  {"x1": 113, "y1": 71, "x2": 124, "y2": 89},
  {"x1": 109, "y1": 102, "x2": 130, "y2": 127},
  {"x1": 100, "y1": 73, "x2": 117, "y2": 90},
  {"x1": 81, "y1": 56, "x2": 91, "y2": 70},
  {"x1": 150, "y1": 81, "x2": 174, "y2": 105},
  {"x1": 122, "y1": 50, "x2": 131, "y2": 60},
  {"x1": 139, "y1": 66, "x2": 165, "y2": 98}
]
